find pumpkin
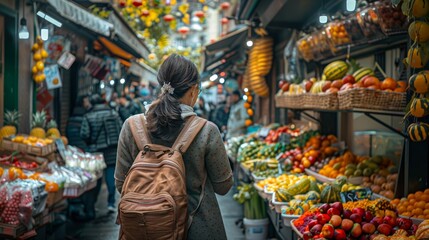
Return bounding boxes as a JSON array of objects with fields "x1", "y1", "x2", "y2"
[
  {"x1": 410, "y1": 0, "x2": 429, "y2": 17},
  {"x1": 409, "y1": 71, "x2": 429, "y2": 93},
  {"x1": 406, "y1": 45, "x2": 429, "y2": 69},
  {"x1": 409, "y1": 21, "x2": 429, "y2": 43},
  {"x1": 309, "y1": 180, "x2": 321, "y2": 194},
  {"x1": 321, "y1": 184, "x2": 341, "y2": 203},
  {"x1": 276, "y1": 188, "x2": 293, "y2": 202},
  {"x1": 410, "y1": 97, "x2": 429, "y2": 118},
  {"x1": 323, "y1": 61, "x2": 349, "y2": 81},
  {"x1": 304, "y1": 191, "x2": 321, "y2": 203},
  {"x1": 407, "y1": 122, "x2": 429, "y2": 142}
]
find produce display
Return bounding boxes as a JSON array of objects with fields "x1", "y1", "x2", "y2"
[
  {"x1": 326, "y1": 21, "x2": 351, "y2": 47},
  {"x1": 293, "y1": 201, "x2": 420, "y2": 240},
  {"x1": 356, "y1": 4, "x2": 386, "y2": 40},
  {"x1": 391, "y1": 188, "x2": 429, "y2": 219},
  {"x1": 376, "y1": 0, "x2": 407, "y2": 34},
  {"x1": 0, "y1": 110, "x2": 21, "y2": 141},
  {"x1": 11, "y1": 135, "x2": 54, "y2": 147}
]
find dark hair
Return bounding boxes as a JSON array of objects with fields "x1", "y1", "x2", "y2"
[
  {"x1": 76, "y1": 95, "x2": 88, "y2": 108},
  {"x1": 146, "y1": 54, "x2": 199, "y2": 141},
  {"x1": 232, "y1": 90, "x2": 241, "y2": 97},
  {"x1": 90, "y1": 94, "x2": 104, "y2": 105}
]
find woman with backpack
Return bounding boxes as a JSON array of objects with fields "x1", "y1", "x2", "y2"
[{"x1": 115, "y1": 54, "x2": 233, "y2": 239}]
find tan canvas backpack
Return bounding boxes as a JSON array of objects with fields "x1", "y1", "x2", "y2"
[{"x1": 117, "y1": 114, "x2": 207, "y2": 240}]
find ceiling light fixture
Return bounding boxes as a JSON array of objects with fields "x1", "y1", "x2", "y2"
[
  {"x1": 346, "y1": 0, "x2": 357, "y2": 12},
  {"x1": 120, "y1": 78, "x2": 126, "y2": 84},
  {"x1": 41, "y1": 27, "x2": 49, "y2": 41},
  {"x1": 19, "y1": 0, "x2": 29, "y2": 40},
  {"x1": 219, "y1": 78, "x2": 225, "y2": 84},
  {"x1": 37, "y1": 11, "x2": 62, "y2": 27},
  {"x1": 209, "y1": 74, "x2": 218, "y2": 81},
  {"x1": 246, "y1": 40, "x2": 253, "y2": 47}
]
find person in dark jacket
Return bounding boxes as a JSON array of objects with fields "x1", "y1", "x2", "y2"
[
  {"x1": 81, "y1": 94, "x2": 122, "y2": 216},
  {"x1": 118, "y1": 95, "x2": 140, "y2": 121},
  {"x1": 66, "y1": 95, "x2": 91, "y2": 151}
]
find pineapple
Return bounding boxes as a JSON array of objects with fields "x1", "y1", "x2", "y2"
[
  {"x1": 46, "y1": 120, "x2": 61, "y2": 139},
  {"x1": 30, "y1": 111, "x2": 47, "y2": 138},
  {"x1": 0, "y1": 110, "x2": 21, "y2": 139}
]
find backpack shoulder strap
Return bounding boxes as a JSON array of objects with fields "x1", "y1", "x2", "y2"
[
  {"x1": 129, "y1": 114, "x2": 151, "y2": 150},
  {"x1": 172, "y1": 116, "x2": 207, "y2": 154}
]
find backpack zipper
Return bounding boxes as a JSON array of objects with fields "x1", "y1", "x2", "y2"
[{"x1": 129, "y1": 160, "x2": 185, "y2": 178}]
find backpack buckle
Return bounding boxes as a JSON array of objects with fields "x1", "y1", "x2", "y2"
[{"x1": 143, "y1": 145, "x2": 150, "y2": 153}]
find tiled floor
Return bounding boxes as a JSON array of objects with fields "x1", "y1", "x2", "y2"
[{"x1": 65, "y1": 184, "x2": 245, "y2": 240}]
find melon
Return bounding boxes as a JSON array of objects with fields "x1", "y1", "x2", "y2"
[
  {"x1": 409, "y1": 70, "x2": 429, "y2": 94},
  {"x1": 323, "y1": 61, "x2": 349, "y2": 81},
  {"x1": 408, "y1": 122, "x2": 429, "y2": 142},
  {"x1": 409, "y1": 21, "x2": 429, "y2": 43},
  {"x1": 353, "y1": 68, "x2": 375, "y2": 82},
  {"x1": 410, "y1": 97, "x2": 429, "y2": 118}
]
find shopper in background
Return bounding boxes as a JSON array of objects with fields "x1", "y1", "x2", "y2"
[
  {"x1": 212, "y1": 100, "x2": 230, "y2": 139},
  {"x1": 81, "y1": 94, "x2": 123, "y2": 218},
  {"x1": 66, "y1": 95, "x2": 90, "y2": 151},
  {"x1": 226, "y1": 90, "x2": 247, "y2": 140},
  {"x1": 115, "y1": 54, "x2": 233, "y2": 239},
  {"x1": 118, "y1": 95, "x2": 140, "y2": 121},
  {"x1": 194, "y1": 96, "x2": 209, "y2": 119}
]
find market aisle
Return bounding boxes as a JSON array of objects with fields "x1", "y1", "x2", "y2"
[{"x1": 65, "y1": 184, "x2": 244, "y2": 239}]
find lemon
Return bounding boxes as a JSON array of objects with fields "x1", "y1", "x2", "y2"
[
  {"x1": 36, "y1": 61, "x2": 44, "y2": 71},
  {"x1": 33, "y1": 53, "x2": 42, "y2": 61},
  {"x1": 41, "y1": 49, "x2": 48, "y2": 59},
  {"x1": 32, "y1": 66, "x2": 38, "y2": 74},
  {"x1": 32, "y1": 43, "x2": 40, "y2": 52}
]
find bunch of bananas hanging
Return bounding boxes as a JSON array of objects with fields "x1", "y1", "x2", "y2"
[
  {"x1": 31, "y1": 36, "x2": 49, "y2": 84},
  {"x1": 242, "y1": 69, "x2": 251, "y2": 91},
  {"x1": 247, "y1": 29, "x2": 273, "y2": 97}
]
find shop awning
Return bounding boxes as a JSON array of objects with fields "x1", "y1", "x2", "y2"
[
  {"x1": 108, "y1": 8, "x2": 150, "y2": 60},
  {"x1": 128, "y1": 61, "x2": 158, "y2": 86},
  {"x1": 45, "y1": 0, "x2": 113, "y2": 37},
  {"x1": 202, "y1": 26, "x2": 248, "y2": 72},
  {"x1": 97, "y1": 37, "x2": 134, "y2": 60}
]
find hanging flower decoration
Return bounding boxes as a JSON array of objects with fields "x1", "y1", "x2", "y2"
[
  {"x1": 221, "y1": 17, "x2": 229, "y2": 25},
  {"x1": 178, "y1": 26, "x2": 190, "y2": 37},
  {"x1": 163, "y1": 14, "x2": 174, "y2": 22},
  {"x1": 220, "y1": 2, "x2": 230, "y2": 11}
]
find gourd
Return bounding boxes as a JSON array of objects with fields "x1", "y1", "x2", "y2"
[
  {"x1": 309, "y1": 180, "x2": 321, "y2": 194},
  {"x1": 276, "y1": 188, "x2": 293, "y2": 202},
  {"x1": 409, "y1": 71, "x2": 429, "y2": 94},
  {"x1": 304, "y1": 191, "x2": 321, "y2": 203},
  {"x1": 407, "y1": 122, "x2": 429, "y2": 142},
  {"x1": 323, "y1": 61, "x2": 349, "y2": 81},
  {"x1": 286, "y1": 178, "x2": 311, "y2": 196},
  {"x1": 410, "y1": 97, "x2": 429, "y2": 118},
  {"x1": 353, "y1": 68, "x2": 375, "y2": 82},
  {"x1": 406, "y1": 46, "x2": 429, "y2": 69},
  {"x1": 321, "y1": 185, "x2": 341, "y2": 203}
]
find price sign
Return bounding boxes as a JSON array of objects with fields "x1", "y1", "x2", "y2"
[
  {"x1": 279, "y1": 133, "x2": 291, "y2": 145},
  {"x1": 340, "y1": 188, "x2": 372, "y2": 202},
  {"x1": 258, "y1": 127, "x2": 271, "y2": 138},
  {"x1": 55, "y1": 138, "x2": 67, "y2": 161}
]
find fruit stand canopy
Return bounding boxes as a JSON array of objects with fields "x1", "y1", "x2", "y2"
[
  {"x1": 238, "y1": 0, "x2": 324, "y2": 29},
  {"x1": 202, "y1": 25, "x2": 248, "y2": 72}
]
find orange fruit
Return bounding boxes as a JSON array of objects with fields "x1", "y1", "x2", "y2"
[
  {"x1": 410, "y1": 199, "x2": 417, "y2": 205},
  {"x1": 415, "y1": 191, "x2": 424, "y2": 200},
  {"x1": 407, "y1": 205, "x2": 414, "y2": 212},
  {"x1": 421, "y1": 194, "x2": 429, "y2": 202},
  {"x1": 416, "y1": 201, "x2": 426, "y2": 209},
  {"x1": 398, "y1": 206, "x2": 406, "y2": 213},
  {"x1": 412, "y1": 208, "x2": 423, "y2": 216},
  {"x1": 426, "y1": 214, "x2": 429, "y2": 219},
  {"x1": 424, "y1": 189, "x2": 429, "y2": 195},
  {"x1": 417, "y1": 215, "x2": 425, "y2": 219},
  {"x1": 402, "y1": 212, "x2": 412, "y2": 217},
  {"x1": 425, "y1": 203, "x2": 429, "y2": 209},
  {"x1": 423, "y1": 209, "x2": 429, "y2": 215},
  {"x1": 408, "y1": 193, "x2": 416, "y2": 200}
]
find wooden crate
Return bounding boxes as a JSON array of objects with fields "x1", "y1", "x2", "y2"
[
  {"x1": 0, "y1": 223, "x2": 27, "y2": 238},
  {"x1": 1, "y1": 139, "x2": 56, "y2": 156},
  {"x1": 46, "y1": 189, "x2": 64, "y2": 208}
]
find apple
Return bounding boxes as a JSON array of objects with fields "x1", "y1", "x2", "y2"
[
  {"x1": 350, "y1": 214, "x2": 362, "y2": 224},
  {"x1": 327, "y1": 208, "x2": 341, "y2": 217},
  {"x1": 370, "y1": 217, "x2": 383, "y2": 227},
  {"x1": 311, "y1": 224, "x2": 323, "y2": 235},
  {"x1": 303, "y1": 231, "x2": 313, "y2": 240},
  {"x1": 362, "y1": 223, "x2": 376, "y2": 234},
  {"x1": 322, "y1": 224, "x2": 335, "y2": 239},
  {"x1": 282, "y1": 82, "x2": 290, "y2": 92},
  {"x1": 319, "y1": 204, "x2": 331, "y2": 214},
  {"x1": 383, "y1": 216, "x2": 396, "y2": 227},
  {"x1": 343, "y1": 75, "x2": 356, "y2": 84},
  {"x1": 339, "y1": 83, "x2": 353, "y2": 92},
  {"x1": 351, "y1": 223, "x2": 362, "y2": 238},
  {"x1": 331, "y1": 202, "x2": 344, "y2": 213},
  {"x1": 329, "y1": 215, "x2": 342, "y2": 228},
  {"x1": 343, "y1": 210, "x2": 352, "y2": 219},
  {"x1": 341, "y1": 219, "x2": 354, "y2": 232},
  {"x1": 364, "y1": 211, "x2": 373, "y2": 222},
  {"x1": 308, "y1": 220, "x2": 319, "y2": 230},
  {"x1": 304, "y1": 80, "x2": 314, "y2": 92},
  {"x1": 377, "y1": 224, "x2": 392, "y2": 236},
  {"x1": 331, "y1": 79, "x2": 344, "y2": 89},
  {"x1": 326, "y1": 87, "x2": 339, "y2": 94},
  {"x1": 317, "y1": 214, "x2": 331, "y2": 225},
  {"x1": 279, "y1": 80, "x2": 285, "y2": 89},
  {"x1": 396, "y1": 218, "x2": 412, "y2": 230},
  {"x1": 322, "y1": 81, "x2": 332, "y2": 92},
  {"x1": 334, "y1": 229, "x2": 347, "y2": 240},
  {"x1": 352, "y1": 208, "x2": 365, "y2": 217}
]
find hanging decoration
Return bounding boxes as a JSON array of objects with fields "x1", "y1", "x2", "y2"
[
  {"x1": 178, "y1": 26, "x2": 190, "y2": 37},
  {"x1": 220, "y1": 2, "x2": 230, "y2": 11},
  {"x1": 32, "y1": 36, "x2": 49, "y2": 84},
  {"x1": 221, "y1": 17, "x2": 229, "y2": 25},
  {"x1": 400, "y1": 0, "x2": 429, "y2": 142}
]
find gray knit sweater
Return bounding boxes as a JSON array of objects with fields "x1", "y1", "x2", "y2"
[{"x1": 115, "y1": 118, "x2": 233, "y2": 239}]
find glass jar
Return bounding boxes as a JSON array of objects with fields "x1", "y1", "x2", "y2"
[
  {"x1": 343, "y1": 15, "x2": 367, "y2": 44},
  {"x1": 325, "y1": 20, "x2": 352, "y2": 47},
  {"x1": 356, "y1": 4, "x2": 386, "y2": 41},
  {"x1": 376, "y1": 0, "x2": 407, "y2": 35},
  {"x1": 296, "y1": 35, "x2": 314, "y2": 62}
]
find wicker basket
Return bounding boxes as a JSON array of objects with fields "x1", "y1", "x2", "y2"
[
  {"x1": 304, "y1": 93, "x2": 339, "y2": 110},
  {"x1": 275, "y1": 94, "x2": 305, "y2": 109},
  {"x1": 1, "y1": 139, "x2": 56, "y2": 156},
  {"x1": 338, "y1": 88, "x2": 406, "y2": 111}
]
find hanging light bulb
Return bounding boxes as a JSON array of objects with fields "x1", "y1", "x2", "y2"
[
  {"x1": 319, "y1": 14, "x2": 328, "y2": 24},
  {"x1": 219, "y1": 78, "x2": 225, "y2": 84},
  {"x1": 246, "y1": 40, "x2": 253, "y2": 47},
  {"x1": 346, "y1": 0, "x2": 357, "y2": 11},
  {"x1": 19, "y1": 18, "x2": 29, "y2": 39},
  {"x1": 41, "y1": 27, "x2": 49, "y2": 41},
  {"x1": 120, "y1": 78, "x2": 126, "y2": 84}
]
